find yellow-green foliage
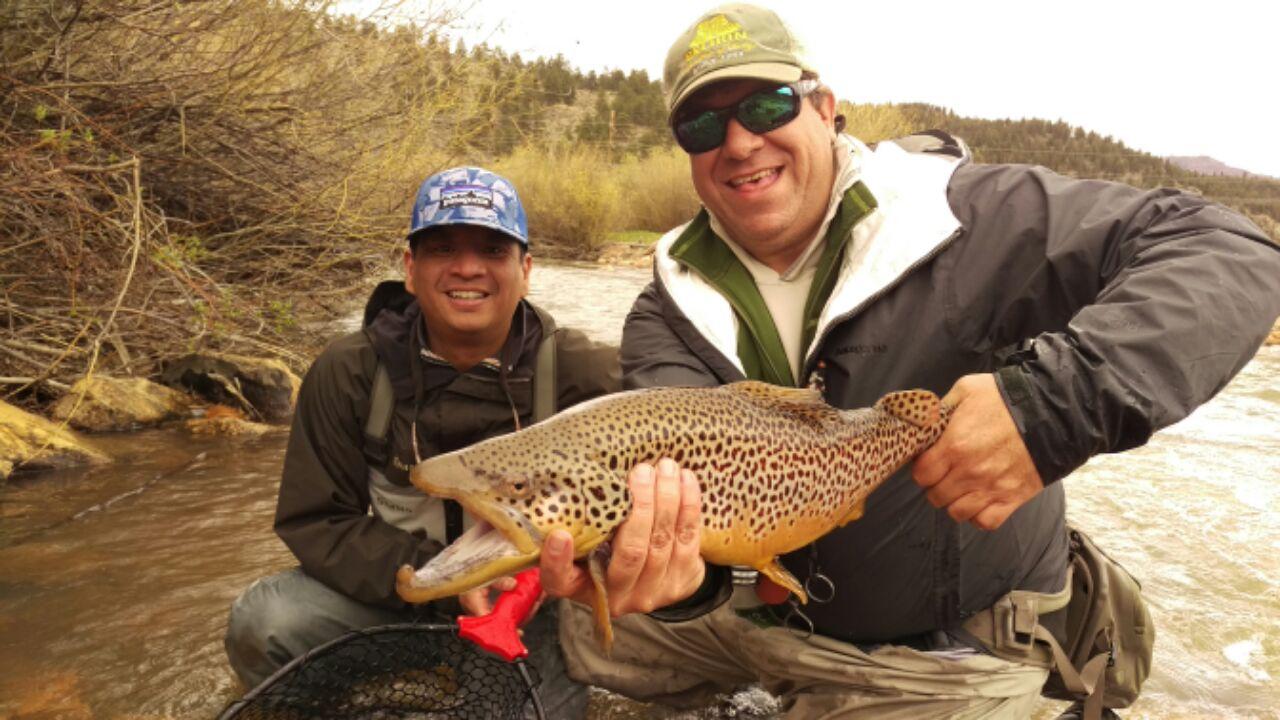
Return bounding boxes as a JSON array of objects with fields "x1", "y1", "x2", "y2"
[
  {"x1": 613, "y1": 147, "x2": 702, "y2": 233},
  {"x1": 494, "y1": 146, "x2": 622, "y2": 253},
  {"x1": 493, "y1": 144, "x2": 699, "y2": 253},
  {"x1": 838, "y1": 102, "x2": 921, "y2": 145}
]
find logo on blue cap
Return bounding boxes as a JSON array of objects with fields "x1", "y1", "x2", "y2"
[
  {"x1": 439, "y1": 184, "x2": 494, "y2": 210},
  {"x1": 408, "y1": 167, "x2": 528, "y2": 246}
]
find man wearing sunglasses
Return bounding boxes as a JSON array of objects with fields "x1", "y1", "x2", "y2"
[{"x1": 541, "y1": 3, "x2": 1280, "y2": 719}]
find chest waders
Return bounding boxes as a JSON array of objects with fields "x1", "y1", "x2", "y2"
[{"x1": 361, "y1": 333, "x2": 557, "y2": 545}]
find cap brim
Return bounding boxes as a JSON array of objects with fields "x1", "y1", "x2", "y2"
[
  {"x1": 406, "y1": 218, "x2": 528, "y2": 246},
  {"x1": 667, "y1": 62, "x2": 804, "y2": 121}
]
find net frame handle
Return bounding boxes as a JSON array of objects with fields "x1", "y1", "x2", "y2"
[{"x1": 457, "y1": 568, "x2": 543, "y2": 662}]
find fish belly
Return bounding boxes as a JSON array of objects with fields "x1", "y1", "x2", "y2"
[{"x1": 699, "y1": 513, "x2": 841, "y2": 568}]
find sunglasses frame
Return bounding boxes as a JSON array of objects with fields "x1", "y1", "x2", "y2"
[{"x1": 672, "y1": 80, "x2": 820, "y2": 155}]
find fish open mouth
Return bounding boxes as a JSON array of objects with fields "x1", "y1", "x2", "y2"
[{"x1": 395, "y1": 496, "x2": 543, "y2": 603}]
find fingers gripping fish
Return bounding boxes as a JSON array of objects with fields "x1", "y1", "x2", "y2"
[{"x1": 395, "y1": 381, "x2": 950, "y2": 650}]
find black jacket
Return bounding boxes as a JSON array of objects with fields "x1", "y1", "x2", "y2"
[
  {"x1": 622, "y1": 132, "x2": 1280, "y2": 642},
  {"x1": 275, "y1": 292, "x2": 620, "y2": 608}
]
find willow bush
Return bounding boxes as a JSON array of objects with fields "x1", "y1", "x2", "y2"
[
  {"x1": 493, "y1": 143, "x2": 697, "y2": 254},
  {"x1": 0, "y1": 0, "x2": 527, "y2": 409},
  {"x1": 614, "y1": 147, "x2": 701, "y2": 234},
  {"x1": 493, "y1": 144, "x2": 623, "y2": 255}
]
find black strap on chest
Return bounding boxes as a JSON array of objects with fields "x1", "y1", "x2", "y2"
[
  {"x1": 362, "y1": 333, "x2": 558, "y2": 544},
  {"x1": 362, "y1": 363, "x2": 395, "y2": 469}
]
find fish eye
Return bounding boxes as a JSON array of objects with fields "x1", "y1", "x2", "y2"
[{"x1": 501, "y1": 474, "x2": 534, "y2": 498}]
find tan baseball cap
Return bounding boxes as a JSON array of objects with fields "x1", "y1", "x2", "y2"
[{"x1": 663, "y1": 4, "x2": 816, "y2": 121}]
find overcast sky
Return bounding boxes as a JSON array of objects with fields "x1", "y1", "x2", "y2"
[{"x1": 354, "y1": 0, "x2": 1279, "y2": 177}]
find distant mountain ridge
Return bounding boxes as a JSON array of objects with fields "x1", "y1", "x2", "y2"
[{"x1": 1167, "y1": 155, "x2": 1273, "y2": 179}]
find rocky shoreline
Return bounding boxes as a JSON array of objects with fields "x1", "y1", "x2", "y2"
[{"x1": 0, "y1": 352, "x2": 299, "y2": 482}]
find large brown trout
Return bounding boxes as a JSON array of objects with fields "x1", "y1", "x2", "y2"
[{"x1": 395, "y1": 381, "x2": 949, "y2": 649}]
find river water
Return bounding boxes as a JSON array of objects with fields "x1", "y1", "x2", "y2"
[{"x1": 1, "y1": 262, "x2": 1276, "y2": 720}]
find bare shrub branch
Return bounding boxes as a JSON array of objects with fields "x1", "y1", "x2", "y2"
[{"x1": 1, "y1": 0, "x2": 521, "y2": 410}]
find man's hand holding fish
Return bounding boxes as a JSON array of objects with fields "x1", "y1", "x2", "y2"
[
  {"x1": 912, "y1": 373, "x2": 1047, "y2": 531},
  {"x1": 540, "y1": 459, "x2": 706, "y2": 617}
]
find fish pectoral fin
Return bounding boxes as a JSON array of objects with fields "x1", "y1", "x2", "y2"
[
  {"x1": 587, "y1": 544, "x2": 615, "y2": 654},
  {"x1": 840, "y1": 498, "x2": 866, "y2": 526},
  {"x1": 755, "y1": 558, "x2": 808, "y2": 604}
]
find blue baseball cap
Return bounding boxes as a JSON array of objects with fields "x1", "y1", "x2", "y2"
[{"x1": 407, "y1": 166, "x2": 529, "y2": 246}]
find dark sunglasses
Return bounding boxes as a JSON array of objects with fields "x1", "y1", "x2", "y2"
[{"x1": 672, "y1": 82, "x2": 818, "y2": 154}]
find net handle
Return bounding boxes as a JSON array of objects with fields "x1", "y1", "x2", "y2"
[{"x1": 457, "y1": 568, "x2": 542, "y2": 662}]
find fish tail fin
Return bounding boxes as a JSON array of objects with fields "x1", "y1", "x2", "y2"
[{"x1": 875, "y1": 390, "x2": 941, "y2": 428}]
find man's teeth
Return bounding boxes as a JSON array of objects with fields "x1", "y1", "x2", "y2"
[
  {"x1": 730, "y1": 168, "x2": 778, "y2": 187},
  {"x1": 448, "y1": 290, "x2": 486, "y2": 299}
]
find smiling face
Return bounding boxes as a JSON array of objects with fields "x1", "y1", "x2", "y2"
[
  {"x1": 404, "y1": 225, "x2": 531, "y2": 363},
  {"x1": 683, "y1": 79, "x2": 837, "y2": 273}
]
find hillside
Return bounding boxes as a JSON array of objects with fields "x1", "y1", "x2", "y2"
[
  {"x1": 1167, "y1": 155, "x2": 1271, "y2": 179},
  {"x1": 837, "y1": 103, "x2": 1280, "y2": 239}
]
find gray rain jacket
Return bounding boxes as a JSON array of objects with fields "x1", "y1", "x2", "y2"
[{"x1": 623, "y1": 131, "x2": 1280, "y2": 643}]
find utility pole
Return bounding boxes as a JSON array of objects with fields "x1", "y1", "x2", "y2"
[{"x1": 608, "y1": 109, "x2": 616, "y2": 157}]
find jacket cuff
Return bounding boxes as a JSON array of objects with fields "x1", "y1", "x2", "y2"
[
  {"x1": 994, "y1": 365, "x2": 1079, "y2": 485},
  {"x1": 646, "y1": 563, "x2": 733, "y2": 623}
]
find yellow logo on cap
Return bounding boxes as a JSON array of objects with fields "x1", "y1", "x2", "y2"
[{"x1": 683, "y1": 15, "x2": 753, "y2": 70}]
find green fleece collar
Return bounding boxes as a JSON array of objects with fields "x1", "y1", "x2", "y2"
[{"x1": 669, "y1": 182, "x2": 877, "y2": 386}]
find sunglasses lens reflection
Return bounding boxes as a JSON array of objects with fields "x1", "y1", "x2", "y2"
[{"x1": 674, "y1": 85, "x2": 803, "y2": 154}]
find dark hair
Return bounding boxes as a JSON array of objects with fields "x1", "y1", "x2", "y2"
[{"x1": 805, "y1": 82, "x2": 846, "y2": 134}]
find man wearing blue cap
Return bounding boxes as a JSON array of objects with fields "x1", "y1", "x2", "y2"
[{"x1": 224, "y1": 166, "x2": 618, "y2": 718}]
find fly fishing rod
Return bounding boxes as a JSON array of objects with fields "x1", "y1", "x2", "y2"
[{"x1": 217, "y1": 568, "x2": 547, "y2": 720}]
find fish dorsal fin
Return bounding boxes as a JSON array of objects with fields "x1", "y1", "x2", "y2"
[
  {"x1": 724, "y1": 380, "x2": 824, "y2": 406},
  {"x1": 724, "y1": 381, "x2": 836, "y2": 430}
]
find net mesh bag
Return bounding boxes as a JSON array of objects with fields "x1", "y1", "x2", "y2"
[{"x1": 218, "y1": 624, "x2": 542, "y2": 720}]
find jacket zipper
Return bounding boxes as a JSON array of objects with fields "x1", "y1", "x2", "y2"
[{"x1": 802, "y1": 227, "x2": 963, "y2": 381}]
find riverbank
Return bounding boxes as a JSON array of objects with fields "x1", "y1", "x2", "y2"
[{"x1": 0, "y1": 353, "x2": 301, "y2": 483}]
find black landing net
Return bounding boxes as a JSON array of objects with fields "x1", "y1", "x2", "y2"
[{"x1": 217, "y1": 623, "x2": 543, "y2": 720}]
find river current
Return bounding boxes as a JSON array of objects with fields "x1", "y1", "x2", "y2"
[{"x1": 1, "y1": 262, "x2": 1276, "y2": 719}]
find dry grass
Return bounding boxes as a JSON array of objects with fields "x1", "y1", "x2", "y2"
[
  {"x1": 495, "y1": 143, "x2": 698, "y2": 255},
  {"x1": 493, "y1": 144, "x2": 624, "y2": 254},
  {"x1": 614, "y1": 147, "x2": 701, "y2": 233},
  {"x1": 0, "y1": 1, "x2": 698, "y2": 414}
]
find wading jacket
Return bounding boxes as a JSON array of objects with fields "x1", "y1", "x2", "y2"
[
  {"x1": 275, "y1": 288, "x2": 619, "y2": 609},
  {"x1": 623, "y1": 132, "x2": 1280, "y2": 644}
]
